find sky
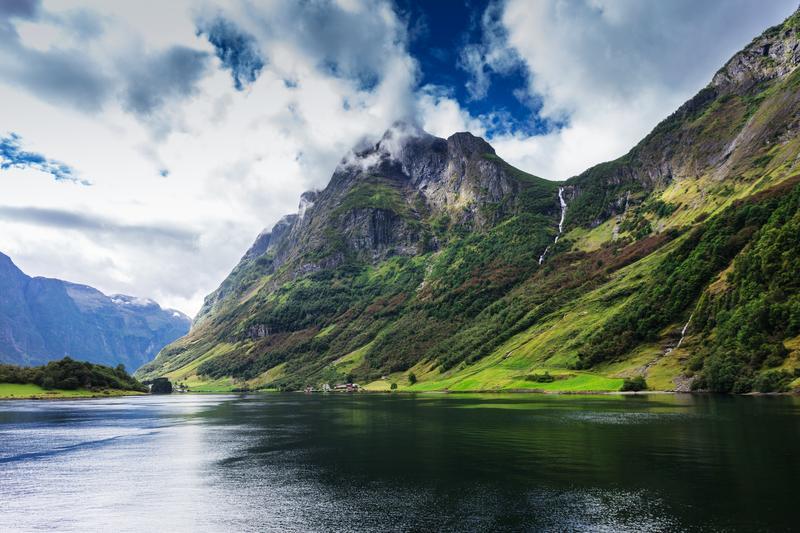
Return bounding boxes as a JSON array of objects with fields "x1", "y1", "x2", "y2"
[{"x1": 0, "y1": 0, "x2": 797, "y2": 316}]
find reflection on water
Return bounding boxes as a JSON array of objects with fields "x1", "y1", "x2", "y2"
[{"x1": 1, "y1": 393, "x2": 798, "y2": 532}]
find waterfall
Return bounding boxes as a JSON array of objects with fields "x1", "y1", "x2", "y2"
[
  {"x1": 644, "y1": 314, "x2": 693, "y2": 377},
  {"x1": 664, "y1": 314, "x2": 692, "y2": 356},
  {"x1": 539, "y1": 187, "x2": 567, "y2": 265},
  {"x1": 675, "y1": 314, "x2": 692, "y2": 349},
  {"x1": 537, "y1": 246, "x2": 550, "y2": 265}
]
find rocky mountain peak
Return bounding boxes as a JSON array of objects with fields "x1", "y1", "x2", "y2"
[
  {"x1": 145, "y1": 10, "x2": 800, "y2": 398},
  {"x1": 334, "y1": 125, "x2": 500, "y2": 193},
  {"x1": 0, "y1": 251, "x2": 19, "y2": 273},
  {"x1": 712, "y1": 9, "x2": 800, "y2": 92},
  {"x1": 242, "y1": 213, "x2": 298, "y2": 262},
  {"x1": 334, "y1": 122, "x2": 444, "y2": 181},
  {"x1": 446, "y1": 131, "x2": 495, "y2": 158},
  {"x1": 377, "y1": 120, "x2": 429, "y2": 146}
]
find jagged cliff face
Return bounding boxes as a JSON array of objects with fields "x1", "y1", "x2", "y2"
[
  {"x1": 0, "y1": 253, "x2": 190, "y2": 369},
  {"x1": 288, "y1": 127, "x2": 535, "y2": 257},
  {"x1": 565, "y1": 12, "x2": 800, "y2": 229},
  {"x1": 144, "y1": 9, "x2": 800, "y2": 393}
]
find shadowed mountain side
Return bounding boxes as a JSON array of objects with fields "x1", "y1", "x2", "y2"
[{"x1": 0, "y1": 252, "x2": 190, "y2": 369}]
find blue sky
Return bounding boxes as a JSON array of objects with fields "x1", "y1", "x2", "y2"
[
  {"x1": 0, "y1": 0, "x2": 797, "y2": 314},
  {"x1": 400, "y1": 0, "x2": 545, "y2": 136}
]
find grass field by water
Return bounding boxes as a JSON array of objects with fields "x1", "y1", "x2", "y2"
[{"x1": 0, "y1": 383, "x2": 145, "y2": 400}]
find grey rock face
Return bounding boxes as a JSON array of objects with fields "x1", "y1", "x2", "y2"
[
  {"x1": 712, "y1": 23, "x2": 800, "y2": 92},
  {"x1": 0, "y1": 252, "x2": 190, "y2": 368},
  {"x1": 287, "y1": 128, "x2": 524, "y2": 263},
  {"x1": 268, "y1": 214, "x2": 299, "y2": 253},
  {"x1": 420, "y1": 132, "x2": 515, "y2": 225},
  {"x1": 340, "y1": 208, "x2": 421, "y2": 259},
  {"x1": 246, "y1": 323, "x2": 269, "y2": 339},
  {"x1": 242, "y1": 230, "x2": 272, "y2": 261},
  {"x1": 298, "y1": 190, "x2": 318, "y2": 219}
]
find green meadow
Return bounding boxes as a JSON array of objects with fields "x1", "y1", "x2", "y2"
[{"x1": 0, "y1": 383, "x2": 145, "y2": 400}]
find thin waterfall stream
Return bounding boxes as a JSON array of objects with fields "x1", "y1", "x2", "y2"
[
  {"x1": 674, "y1": 314, "x2": 692, "y2": 351},
  {"x1": 539, "y1": 187, "x2": 567, "y2": 265},
  {"x1": 643, "y1": 314, "x2": 693, "y2": 377}
]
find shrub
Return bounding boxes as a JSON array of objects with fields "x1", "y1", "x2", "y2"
[
  {"x1": 754, "y1": 370, "x2": 793, "y2": 393},
  {"x1": 525, "y1": 372, "x2": 555, "y2": 383},
  {"x1": 408, "y1": 372, "x2": 417, "y2": 385},
  {"x1": 621, "y1": 376, "x2": 647, "y2": 392},
  {"x1": 61, "y1": 377, "x2": 80, "y2": 390},
  {"x1": 704, "y1": 354, "x2": 748, "y2": 393},
  {"x1": 390, "y1": 382, "x2": 397, "y2": 390},
  {"x1": 732, "y1": 377, "x2": 753, "y2": 394},
  {"x1": 149, "y1": 378, "x2": 173, "y2": 394}
]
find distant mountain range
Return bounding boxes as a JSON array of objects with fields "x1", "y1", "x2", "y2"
[
  {"x1": 142, "y1": 9, "x2": 799, "y2": 393},
  {"x1": 0, "y1": 252, "x2": 190, "y2": 369}
]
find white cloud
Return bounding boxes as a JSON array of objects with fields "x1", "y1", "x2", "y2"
[{"x1": 417, "y1": 85, "x2": 486, "y2": 138}]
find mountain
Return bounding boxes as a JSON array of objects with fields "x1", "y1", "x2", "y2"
[
  {"x1": 141, "y1": 10, "x2": 800, "y2": 393},
  {"x1": 0, "y1": 252, "x2": 190, "y2": 369}
]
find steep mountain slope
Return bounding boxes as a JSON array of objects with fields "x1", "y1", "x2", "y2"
[
  {"x1": 0, "y1": 252, "x2": 190, "y2": 369},
  {"x1": 143, "y1": 10, "x2": 800, "y2": 393}
]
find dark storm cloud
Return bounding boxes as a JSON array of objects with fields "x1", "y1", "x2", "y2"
[
  {"x1": 0, "y1": 133, "x2": 88, "y2": 185},
  {"x1": 197, "y1": 17, "x2": 264, "y2": 91},
  {"x1": 121, "y1": 46, "x2": 210, "y2": 116},
  {"x1": 0, "y1": 205, "x2": 199, "y2": 249}
]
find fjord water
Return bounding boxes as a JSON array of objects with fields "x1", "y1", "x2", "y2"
[{"x1": 1, "y1": 394, "x2": 798, "y2": 532}]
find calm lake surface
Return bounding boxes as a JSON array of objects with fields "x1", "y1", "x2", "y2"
[{"x1": 1, "y1": 393, "x2": 798, "y2": 532}]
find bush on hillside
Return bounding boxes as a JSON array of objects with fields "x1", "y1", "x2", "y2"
[
  {"x1": 621, "y1": 376, "x2": 648, "y2": 392},
  {"x1": 754, "y1": 370, "x2": 793, "y2": 393},
  {"x1": 525, "y1": 372, "x2": 555, "y2": 383}
]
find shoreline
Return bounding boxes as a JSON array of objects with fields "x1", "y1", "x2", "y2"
[
  {"x1": 3, "y1": 388, "x2": 798, "y2": 400},
  {"x1": 0, "y1": 390, "x2": 147, "y2": 401},
  {"x1": 288, "y1": 387, "x2": 799, "y2": 397}
]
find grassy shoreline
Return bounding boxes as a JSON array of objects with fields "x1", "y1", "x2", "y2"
[
  {"x1": 0, "y1": 383, "x2": 146, "y2": 400},
  {"x1": 0, "y1": 383, "x2": 800, "y2": 401}
]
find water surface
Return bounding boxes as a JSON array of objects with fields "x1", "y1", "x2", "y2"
[{"x1": 1, "y1": 393, "x2": 798, "y2": 532}]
